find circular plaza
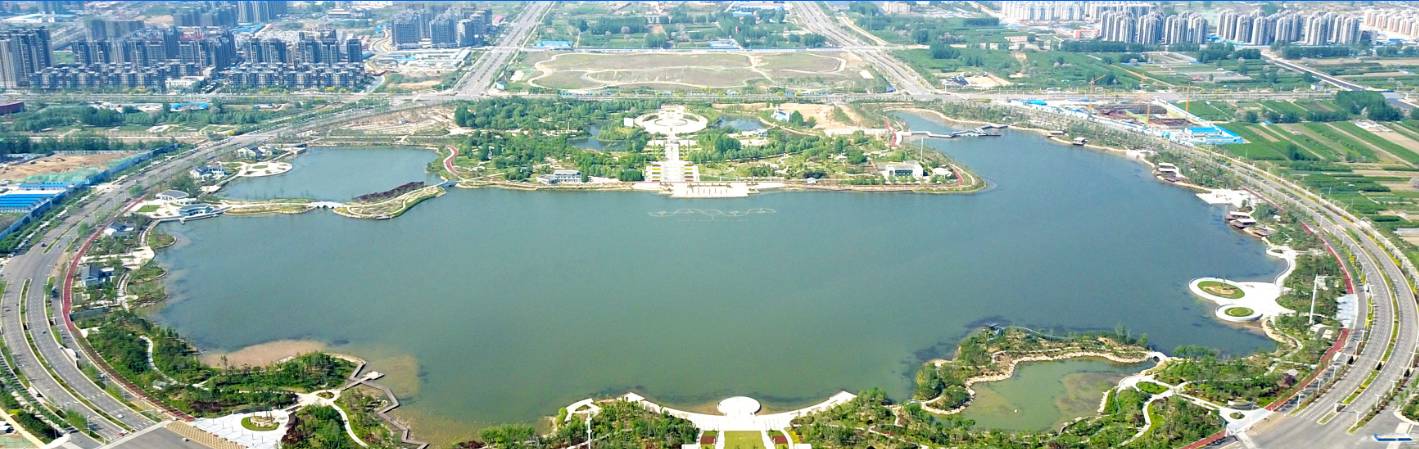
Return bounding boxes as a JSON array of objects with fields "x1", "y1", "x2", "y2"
[{"x1": 634, "y1": 105, "x2": 708, "y2": 136}]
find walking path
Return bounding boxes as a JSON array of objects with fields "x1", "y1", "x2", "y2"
[
  {"x1": 572, "y1": 392, "x2": 855, "y2": 432},
  {"x1": 441, "y1": 146, "x2": 460, "y2": 180}
]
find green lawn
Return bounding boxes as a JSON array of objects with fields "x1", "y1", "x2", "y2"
[
  {"x1": 724, "y1": 431, "x2": 765, "y2": 449},
  {"x1": 1198, "y1": 280, "x2": 1245, "y2": 299},
  {"x1": 241, "y1": 416, "x2": 279, "y2": 431},
  {"x1": 1136, "y1": 381, "x2": 1169, "y2": 395},
  {"x1": 1224, "y1": 307, "x2": 1255, "y2": 317},
  {"x1": 135, "y1": 205, "x2": 159, "y2": 213}
]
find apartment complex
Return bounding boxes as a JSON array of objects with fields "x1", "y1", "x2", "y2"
[{"x1": 390, "y1": 7, "x2": 495, "y2": 49}]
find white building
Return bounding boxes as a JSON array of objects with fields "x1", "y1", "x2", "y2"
[
  {"x1": 879, "y1": 161, "x2": 924, "y2": 180},
  {"x1": 549, "y1": 169, "x2": 582, "y2": 184}
]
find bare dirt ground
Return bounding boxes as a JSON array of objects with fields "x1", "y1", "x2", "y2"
[
  {"x1": 0, "y1": 152, "x2": 135, "y2": 182},
  {"x1": 524, "y1": 51, "x2": 868, "y2": 92},
  {"x1": 718, "y1": 102, "x2": 877, "y2": 135},
  {"x1": 199, "y1": 339, "x2": 328, "y2": 368},
  {"x1": 342, "y1": 106, "x2": 455, "y2": 135}
]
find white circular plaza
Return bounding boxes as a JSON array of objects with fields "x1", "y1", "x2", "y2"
[
  {"x1": 634, "y1": 106, "x2": 708, "y2": 136},
  {"x1": 717, "y1": 396, "x2": 762, "y2": 416}
]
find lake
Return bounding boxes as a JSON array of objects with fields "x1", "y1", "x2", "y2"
[
  {"x1": 961, "y1": 359, "x2": 1150, "y2": 431},
  {"x1": 152, "y1": 112, "x2": 1280, "y2": 442},
  {"x1": 217, "y1": 147, "x2": 440, "y2": 201}
]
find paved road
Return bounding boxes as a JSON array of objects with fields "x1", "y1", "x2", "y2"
[
  {"x1": 450, "y1": 1, "x2": 552, "y2": 99},
  {"x1": 791, "y1": 1, "x2": 935, "y2": 96},
  {"x1": 0, "y1": 101, "x2": 428, "y2": 446},
  {"x1": 1164, "y1": 141, "x2": 1418, "y2": 448},
  {"x1": 1261, "y1": 51, "x2": 1373, "y2": 92},
  {"x1": 0, "y1": 132, "x2": 280, "y2": 440}
]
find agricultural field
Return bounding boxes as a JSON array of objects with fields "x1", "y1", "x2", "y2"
[
  {"x1": 894, "y1": 48, "x2": 1159, "y2": 91},
  {"x1": 1301, "y1": 57, "x2": 1419, "y2": 90},
  {"x1": 1172, "y1": 100, "x2": 1236, "y2": 122},
  {"x1": 1138, "y1": 56, "x2": 1314, "y2": 91},
  {"x1": 1217, "y1": 120, "x2": 1419, "y2": 165},
  {"x1": 1207, "y1": 97, "x2": 1419, "y2": 255},
  {"x1": 509, "y1": 50, "x2": 886, "y2": 93}
]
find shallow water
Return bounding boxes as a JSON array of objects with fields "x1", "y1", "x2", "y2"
[
  {"x1": 217, "y1": 147, "x2": 440, "y2": 201},
  {"x1": 961, "y1": 359, "x2": 1148, "y2": 431}
]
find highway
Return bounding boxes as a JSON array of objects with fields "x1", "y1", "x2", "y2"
[
  {"x1": 791, "y1": 1, "x2": 935, "y2": 96},
  {"x1": 0, "y1": 133, "x2": 268, "y2": 441},
  {"x1": 450, "y1": 1, "x2": 552, "y2": 99},
  {"x1": 1261, "y1": 50, "x2": 1373, "y2": 92},
  {"x1": 1129, "y1": 122, "x2": 1418, "y2": 447},
  {"x1": 0, "y1": 101, "x2": 431, "y2": 448},
  {"x1": 1219, "y1": 154, "x2": 1417, "y2": 449}
]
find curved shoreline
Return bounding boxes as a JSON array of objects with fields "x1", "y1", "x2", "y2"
[
  {"x1": 89, "y1": 104, "x2": 1306, "y2": 447},
  {"x1": 918, "y1": 350, "x2": 1163, "y2": 415},
  {"x1": 894, "y1": 108, "x2": 1293, "y2": 422}
]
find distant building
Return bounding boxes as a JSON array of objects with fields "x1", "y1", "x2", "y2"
[
  {"x1": 235, "y1": 146, "x2": 269, "y2": 160},
  {"x1": 550, "y1": 169, "x2": 582, "y2": 184},
  {"x1": 880, "y1": 161, "x2": 924, "y2": 179},
  {"x1": 0, "y1": 101, "x2": 23, "y2": 115},
  {"x1": 188, "y1": 163, "x2": 227, "y2": 181},
  {"x1": 390, "y1": 16, "x2": 422, "y2": 49},
  {"x1": 430, "y1": 16, "x2": 458, "y2": 48},
  {"x1": 156, "y1": 190, "x2": 190, "y2": 202},
  {"x1": 179, "y1": 203, "x2": 218, "y2": 217},
  {"x1": 235, "y1": 0, "x2": 288, "y2": 24},
  {"x1": 102, "y1": 221, "x2": 135, "y2": 237},
  {"x1": 0, "y1": 27, "x2": 52, "y2": 88}
]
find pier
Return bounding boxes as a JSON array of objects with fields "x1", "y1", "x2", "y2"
[{"x1": 893, "y1": 124, "x2": 1006, "y2": 145}]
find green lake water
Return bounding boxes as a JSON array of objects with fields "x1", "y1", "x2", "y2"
[
  {"x1": 152, "y1": 112, "x2": 1280, "y2": 440},
  {"x1": 960, "y1": 359, "x2": 1148, "y2": 431},
  {"x1": 218, "y1": 147, "x2": 441, "y2": 201}
]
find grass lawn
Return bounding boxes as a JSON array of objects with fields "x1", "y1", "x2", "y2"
[
  {"x1": 1198, "y1": 280, "x2": 1245, "y2": 299},
  {"x1": 1224, "y1": 306, "x2": 1255, "y2": 317},
  {"x1": 724, "y1": 431, "x2": 765, "y2": 449},
  {"x1": 1136, "y1": 381, "x2": 1169, "y2": 395},
  {"x1": 135, "y1": 205, "x2": 159, "y2": 213}
]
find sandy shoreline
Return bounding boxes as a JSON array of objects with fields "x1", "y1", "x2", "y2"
[{"x1": 199, "y1": 339, "x2": 328, "y2": 368}]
